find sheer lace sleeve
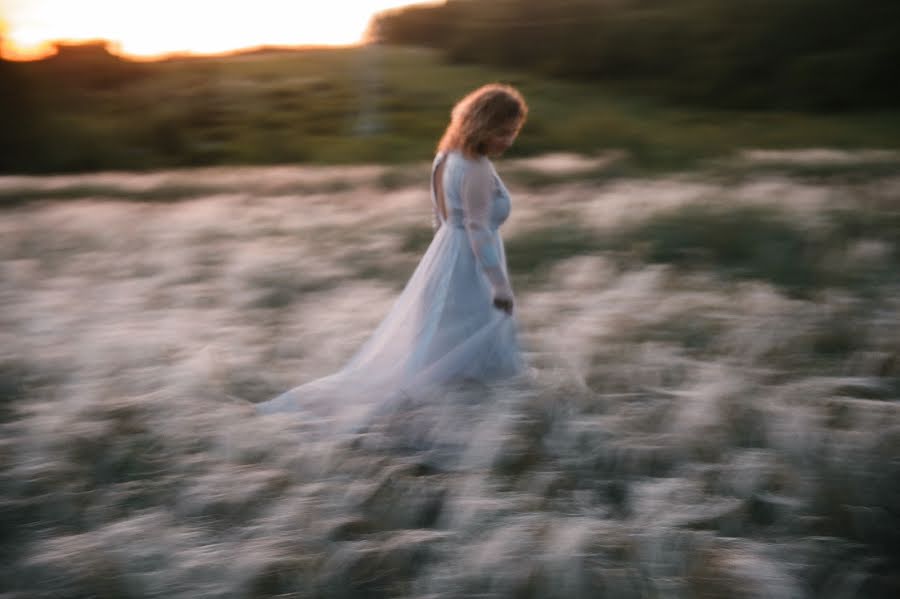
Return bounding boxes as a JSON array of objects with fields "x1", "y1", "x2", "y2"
[{"x1": 462, "y1": 158, "x2": 513, "y2": 300}]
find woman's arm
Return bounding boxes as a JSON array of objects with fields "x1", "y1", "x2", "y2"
[
  {"x1": 431, "y1": 203, "x2": 442, "y2": 233},
  {"x1": 462, "y1": 158, "x2": 514, "y2": 309}
]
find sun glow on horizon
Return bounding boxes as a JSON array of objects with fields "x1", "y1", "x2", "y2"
[{"x1": 0, "y1": 0, "x2": 427, "y2": 60}]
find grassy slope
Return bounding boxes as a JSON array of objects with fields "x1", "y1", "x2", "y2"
[{"x1": 19, "y1": 45, "x2": 900, "y2": 172}]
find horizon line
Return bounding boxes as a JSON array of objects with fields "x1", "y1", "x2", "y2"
[{"x1": 0, "y1": 37, "x2": 383, "y2": 63}]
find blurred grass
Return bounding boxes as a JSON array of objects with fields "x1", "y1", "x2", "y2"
[
  {"x1": 504, "y1": 202, "x2": 899, "y2": 298},
  {"x1": 2, "y1": 165, "x2": 899, "y2": 597},
  {"x1": 9, "y1": 45, "x2": 900, "y2": 174},
  {"x1": 0, "y1": 179, "x2": 356, "y2": 207},
  {"x1": 621, "y1": 205, "x2": 819, "y2": 294},
  {"x1": 0, "y1": 183, "x2": 217, "y2": 206},
  {"x1": 710, "y1": 159, "x2": 900, "y2": 184}
]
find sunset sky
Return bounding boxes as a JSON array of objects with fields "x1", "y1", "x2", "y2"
[{"x1": 0, "y1": 0, "x2": 427, "y2": 60}]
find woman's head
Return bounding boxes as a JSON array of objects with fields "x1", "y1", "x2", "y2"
[{"x1": 438, "y1": 83, "x2": 528, "y2": 158}]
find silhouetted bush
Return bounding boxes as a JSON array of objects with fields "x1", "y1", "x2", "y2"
[
  {"x1": 36, "y1": 41, "x2": 149, "y2": 91},
  {"x1": 0, "y1": 57, "x2": 41, "y2": 171}
]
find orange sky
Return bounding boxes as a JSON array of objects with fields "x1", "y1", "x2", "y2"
[{"x1": 0, "y1": 0, "x2": 428, "y2": 60}]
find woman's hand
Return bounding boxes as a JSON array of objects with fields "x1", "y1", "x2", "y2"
[{"x1": 493, "y1": 296, "x2": 514, "y2": 315}]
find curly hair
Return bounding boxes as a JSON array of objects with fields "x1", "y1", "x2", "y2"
[{"x1": 437, "y1": 83, "x2": 528, "y2": 158}]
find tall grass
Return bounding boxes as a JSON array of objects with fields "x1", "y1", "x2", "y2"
[{"x1": 1, "y1": 157, "x2": 898, "y2": 597}]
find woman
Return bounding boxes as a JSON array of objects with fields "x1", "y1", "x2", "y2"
[{"x1": 257, "y1": 84, "x2": 527, "y2": 427}]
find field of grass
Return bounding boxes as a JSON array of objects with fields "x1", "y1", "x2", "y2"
[
  {"x1": 11, "y1": 45, "x2": 900, "y2": 173},
  {"x1": 1, "y1": 154, "x2": 899, "y2": 597}
]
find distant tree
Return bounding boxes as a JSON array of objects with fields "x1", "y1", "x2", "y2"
[
  {"x1": 367, "y1": 1, "x2": 458, "y2": 47},
  {"x1": 370, "y1": 0, "x2": 900, "y2": 110}
]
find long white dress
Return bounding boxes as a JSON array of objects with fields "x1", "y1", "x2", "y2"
[{"x1": 256, "y1": 150, "x2": 525, "y2": 429}]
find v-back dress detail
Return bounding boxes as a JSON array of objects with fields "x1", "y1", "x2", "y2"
[{"x1": 256, "y1": 151, "x2": 525, "y2": 426}]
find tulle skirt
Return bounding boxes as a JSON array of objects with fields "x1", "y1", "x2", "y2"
[{"x1": 255, "y1": 223, "x2": 525, "y2": 431}]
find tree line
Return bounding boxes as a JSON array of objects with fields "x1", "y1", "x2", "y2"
[{"x1": 369, "y1": 0, "x2": 900, "y2": 111}]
